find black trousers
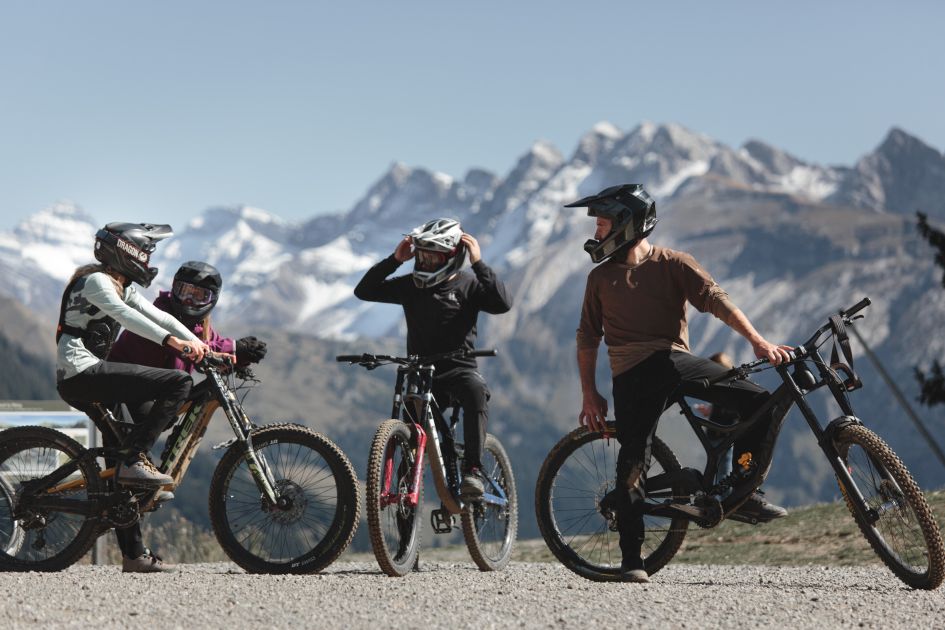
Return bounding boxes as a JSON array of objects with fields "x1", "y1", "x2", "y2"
[
  {"x1": 611, "y1": 350, "x2": 773, "y2": 569},
  {"x1": 58, "y1": 361, "x2": 192, "y2": 559},
  {"x1": 58, "y1": 360, "x2": 192, "y2": 460},
  {"x1": 432, "y1": 369, "x2": 490, "y2": 471}
]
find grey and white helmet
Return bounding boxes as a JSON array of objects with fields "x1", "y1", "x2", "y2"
[{"x1": 409, "y1": 218, "x2": 466, "y2": 288}]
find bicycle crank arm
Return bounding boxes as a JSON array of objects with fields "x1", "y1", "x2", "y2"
[{"x1": 648, "y1": 501, "x2": 706, "y2": 519}]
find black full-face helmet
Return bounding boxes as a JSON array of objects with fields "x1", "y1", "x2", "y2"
[
  {"x1": 564, "y1": 184, "x2": 657, "y2": 263},
  {"x1": 171, "y1": 261, "x2": 222, "y2": 325},
  {"x1": 93, "y1": 222, "x2": 173, "y2": 287}
]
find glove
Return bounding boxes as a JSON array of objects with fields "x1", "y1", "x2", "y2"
[{"x1": 236, "y1": 336, "x2": 268, "y2": 365}]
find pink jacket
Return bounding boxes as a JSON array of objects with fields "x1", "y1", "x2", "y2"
[{"x1": 107, "y1": 291, "x2": 235, "y2": 373}]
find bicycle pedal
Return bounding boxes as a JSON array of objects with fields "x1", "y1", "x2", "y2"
[{"x1": 430, "y1": 508, "x2": 454, "y2": 534}]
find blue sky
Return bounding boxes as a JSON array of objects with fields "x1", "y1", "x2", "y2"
[{"x1": 1, "y1": 1, "x2": 943, "y2": 231}]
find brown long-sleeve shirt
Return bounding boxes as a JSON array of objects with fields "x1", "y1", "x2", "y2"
[{"x1": 576, "y1": 245, "x2": 737, "y2": 377}]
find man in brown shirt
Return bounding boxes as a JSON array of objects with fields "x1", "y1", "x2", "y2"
[{"x1": 569, "y1": 184, "x2": 792, "y2": 583}]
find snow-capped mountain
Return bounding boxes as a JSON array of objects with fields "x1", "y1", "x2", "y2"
[{"x1": 2, "y1": 122, "x2": 945, "y2": 507}]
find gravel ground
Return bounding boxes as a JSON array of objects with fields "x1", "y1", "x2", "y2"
[{"x1": 2, "y1": 562, "x2": 942, "y2": 629}]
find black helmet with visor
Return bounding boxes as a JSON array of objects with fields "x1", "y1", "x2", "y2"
[
  {"x1": 93, "y1": 222, "x2": 173, "y2": 287},
  {"x1": 565, "y1": 184, "x2": 657, "y2": 263},
  {"x1": 171, "y1": 260, "x2": 222, "y2": 325}
]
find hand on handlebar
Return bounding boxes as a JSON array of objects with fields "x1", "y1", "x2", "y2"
[
  {"x1": 751, "y1": 338, "x2": 794, "y2": 366},
  {"x1": 579, "y1": 390, "x2": 609, "y2": 434},
  {"x1": 168, "y1": 337, "x2": 210, "y2": 362}
]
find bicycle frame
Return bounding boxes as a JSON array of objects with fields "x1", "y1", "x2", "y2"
[
  {"x1": 16, "y1": 361, "x2": 282, "y2": 519},
  {"x1": 356, "y1": 351, "x2": 510, "y2": 517},
  {"x1": 644, "y1": 299, "x2": 879, "y2": 524}
]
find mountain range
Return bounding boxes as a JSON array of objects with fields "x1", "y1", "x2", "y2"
[{"x1": 2, "y1": 120, "x2": 945, "y2": 537}]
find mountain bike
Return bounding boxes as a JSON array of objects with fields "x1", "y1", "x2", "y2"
[
  {"x1": 536, "y1": 297, "x2": 945, "y2": 589},
  {"x1": 337, "y1": 348, "x2": 517, "y2": 576},
  {"x1": 0, "y1": 355, "x2": 360, "y2": 573}
]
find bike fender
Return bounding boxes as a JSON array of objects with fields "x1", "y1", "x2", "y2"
[{"x1": 824, "y1": 415, "x2": 862, "y2": 444}]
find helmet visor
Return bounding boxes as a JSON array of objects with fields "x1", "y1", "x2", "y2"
[
  {"x1": 415, "y1": 249, "x2": 449, "y2": 272},
  {"x1": 172, "y1": 280, "x2": 215, "y2": 307}
]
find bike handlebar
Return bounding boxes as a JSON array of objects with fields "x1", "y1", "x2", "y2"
[
  {"x1": 335, "y1": 348, "x2": 498, "y2": 367},
  {"x1": 841, "y1": 296, "x2": 871, "y2": 319},
  {"x1": 699, "y1": 297, "x2": 871, "y2": 388}
]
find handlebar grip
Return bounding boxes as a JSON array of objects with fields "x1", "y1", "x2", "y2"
[
  {"x1": 469, "y1": 349, "x2": 498, "y2": 358},
  {"x1": 203, "y1": 354, "x2": 230, "y2": 368},
  {"x1": 842, "y1": 297, "x2": 871, "y2": 318},
  {"x1": 336, "y1": 355, "x2": 365, "y2": 363}
]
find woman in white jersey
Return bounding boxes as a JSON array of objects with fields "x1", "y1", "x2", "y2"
[{"x1": 55, "y1": 222, "x2": 211, "y2": 571}]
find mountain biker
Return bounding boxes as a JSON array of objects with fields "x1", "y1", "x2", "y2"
[
  {"x1": 104, "y1": 260, "x2": 268, "y2": 571},
  {"x1": 353, "y1": 218, "x2": 512, "y2": 498},
  {"x1": 109, "y1": 260, "x2": 268, "y2": 373},
  {"x1": 55, "y1": 223, "x2": 211, "y2": 572},
  {"x1": 568, "y1": 184, "x2": 792, "y2": 583}
]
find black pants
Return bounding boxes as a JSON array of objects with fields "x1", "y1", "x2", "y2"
[
  {"x1": 58, "y1": 361, "x2": 192, "y2": 558},
  {"x1": 58, "y1": 360, "x2": 192, "y2": 460},
  {"x1": 432, "y1": 369, "x2": 490, "y2": 471},
  {"x1": 612, "y1": 350, "x2": 773, "y2": 569}
]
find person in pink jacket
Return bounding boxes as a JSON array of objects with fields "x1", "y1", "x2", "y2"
[
  {"x1": 106, "y1": 260, "x2": 267, "y2": 571},
  {"x1": 110, "y1": 261, "x2": 266, "y2": 372}
]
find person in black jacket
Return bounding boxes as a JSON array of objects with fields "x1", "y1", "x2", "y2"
[{"x1": 354, "y1": 218, "x2": 513, "y2": 497}]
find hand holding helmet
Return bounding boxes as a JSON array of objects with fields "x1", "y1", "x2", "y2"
[
  {"x1": 393, "y1": 236, "x2": 413, "y2": 262},
  {"x1": 460, "y1": 233, "x2": 481, "y2": 264},
  {"x1": 236, "y1": 336, "x2": 268, "y2": 364},
  {"x1": 408, "y1": 218, "x2": 466, "y2": 288}
]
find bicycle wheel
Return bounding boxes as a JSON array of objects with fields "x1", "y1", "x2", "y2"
[
  {"x1": 462, "y1": 433, "x2": 518, "y2": 571},
  {"x1": 366, "y1": 419, "x2": 423, "y2": 577},
  {"x1": 834, "y1": 424, "x2": 945, "y2": 589},
  {"x1": 209, "y1": 423, "x2": 360, "y2": 574},
  {"x1": 0, "y1": 426, "x2": 103, "y2": 572},
  {"x1": 535, "y1": 422, "x2": 689, "y2": 581}
]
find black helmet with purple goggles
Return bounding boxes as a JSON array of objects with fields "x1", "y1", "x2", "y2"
[{"x1": 170, "y1": 261, "x2": 222, "y2": 324}]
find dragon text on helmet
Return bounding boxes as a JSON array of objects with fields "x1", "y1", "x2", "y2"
[{"x1": 116, "y1": 238, "x2": 148, "y2": 262}]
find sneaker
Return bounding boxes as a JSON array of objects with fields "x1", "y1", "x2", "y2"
[
  {"x1": 153, "y1": 489, "x2": 175, "y2": 503},
  {"x1": 729, "y1": 491, "x2": 788, "y2": 524},
  {"x1": 117, "y1": 454, "x2": 174, "y2": 488},
  {"x1": 122, "y1": 550, "x2": 176, "y2": 573},
  {"x1": 621, "y1": 568, "x2": 650, "y2": 583},
  {"x1": 460, "y1": 469, "x2": 485, "y2": 498}
]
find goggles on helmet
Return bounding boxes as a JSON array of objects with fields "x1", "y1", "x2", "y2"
[{"x1": 172, "y1": 280, "x2": 215, "y2": 307}]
